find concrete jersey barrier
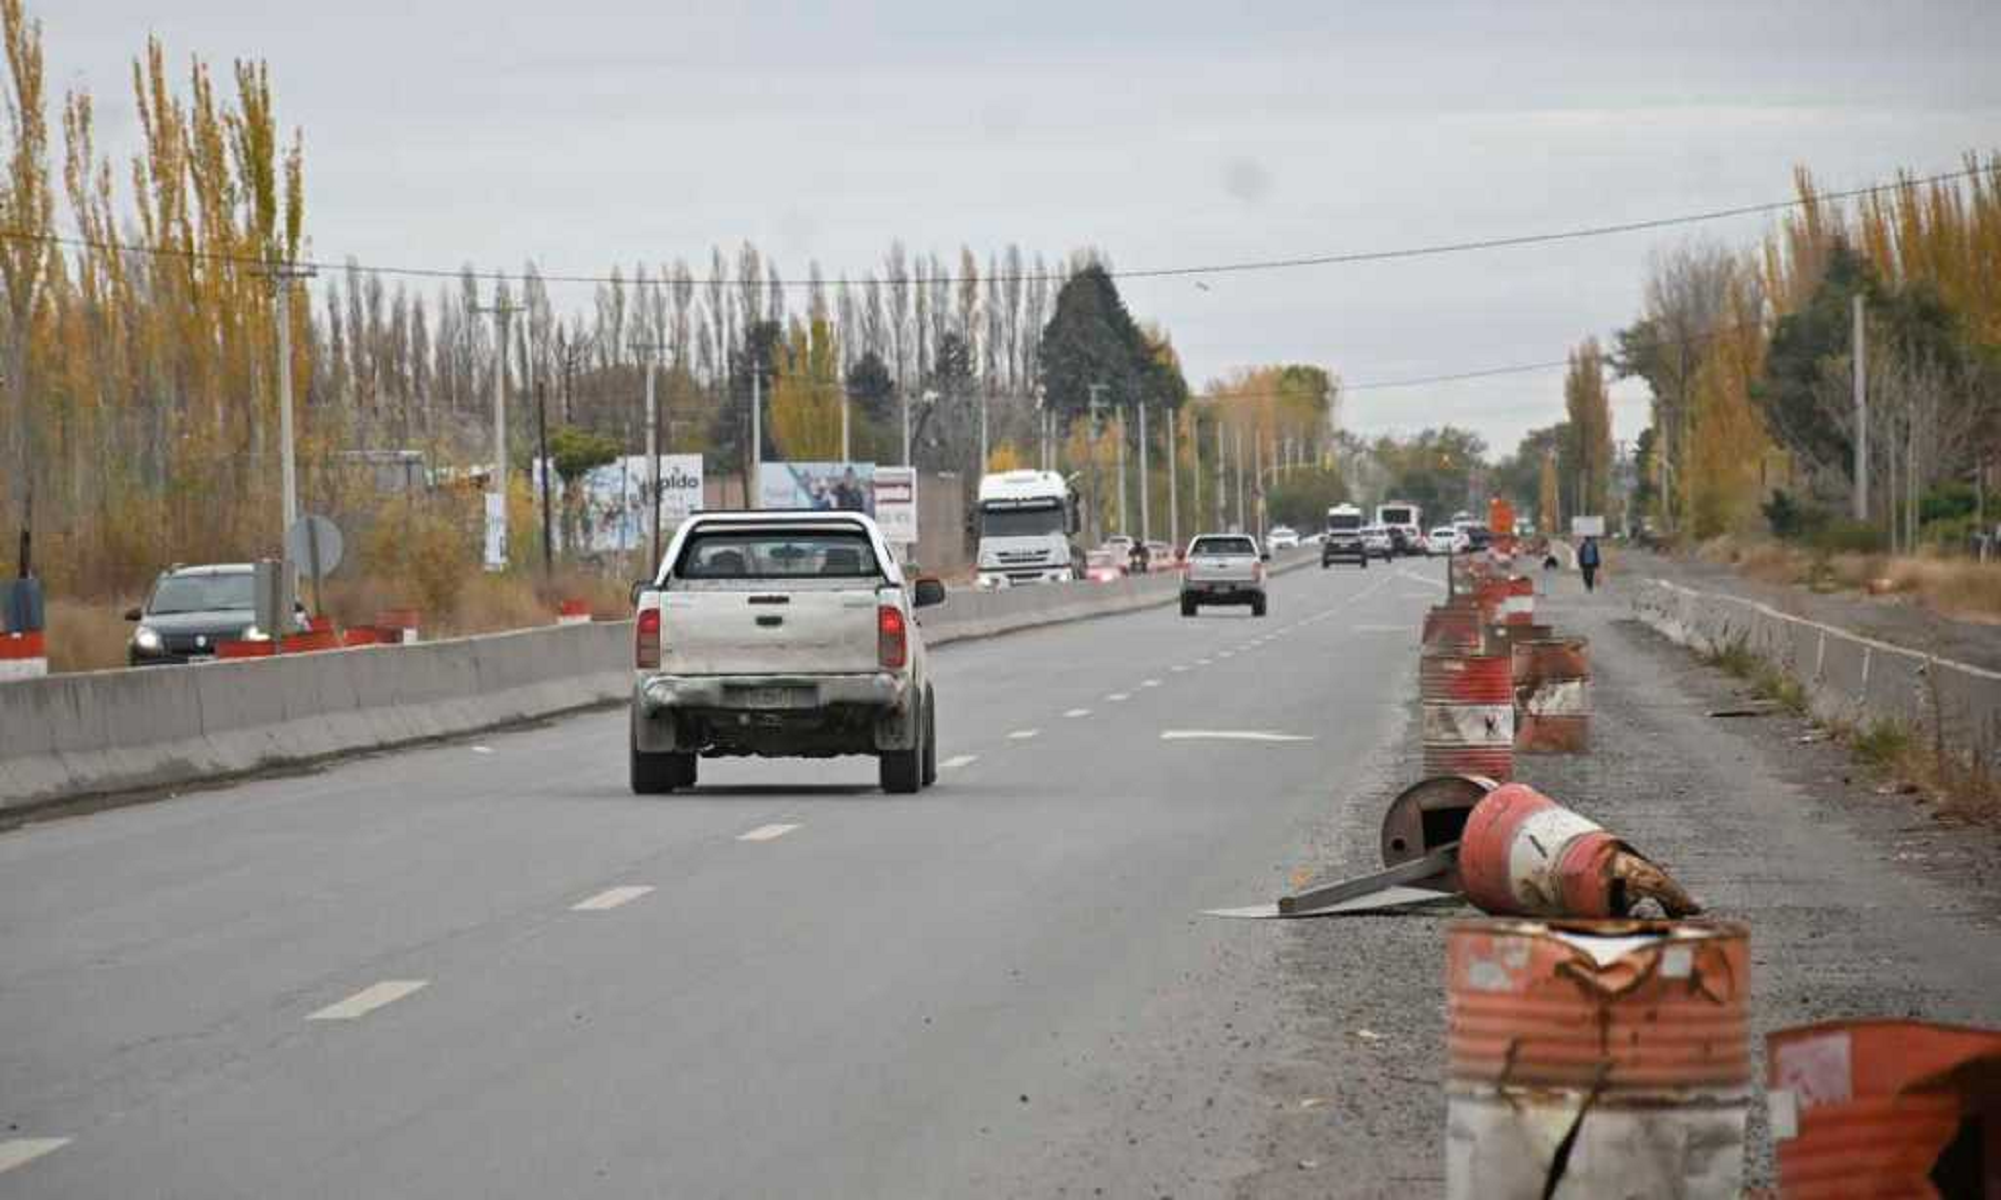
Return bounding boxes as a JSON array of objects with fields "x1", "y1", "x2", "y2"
[
  {"x1": 0, "y1": 548, "x2": 1319, "y2": 814},
  {"x1": 1629, "y1": 576, "x2": 2001, "y2": 759}
]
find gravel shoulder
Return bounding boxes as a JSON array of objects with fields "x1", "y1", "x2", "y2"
[{"x1": 1234, "y1": 566, "x2": 2001, "y2": 1198}]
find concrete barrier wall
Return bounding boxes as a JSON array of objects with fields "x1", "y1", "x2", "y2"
[
  {"x1": 0, "y1": 549, "x2": 1319, "y2": 813},
  {"x1": 1630, "y1": 576, "x2": 2001, "y2": 757}
]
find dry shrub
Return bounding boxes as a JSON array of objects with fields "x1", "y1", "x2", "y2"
[{"x1": 44, "y1": 597, "x2": 140, "y2": 673}]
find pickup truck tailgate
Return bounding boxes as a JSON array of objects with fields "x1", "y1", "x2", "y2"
[
  {"x1": 659, "y1": 586, "x2": 884, "y2": 676},
  {"x1": 1187, "y1": 556, "x2": 1257, "y2": 584}
]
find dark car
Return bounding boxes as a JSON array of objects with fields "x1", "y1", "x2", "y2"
[{"x1": 126, "y1": 564, "x2": 297, "y2": 665}]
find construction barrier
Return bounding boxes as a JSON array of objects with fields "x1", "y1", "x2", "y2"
[
  {"x1": 1423, "y1": 603, "x2": 1484, "y2": 652},
  {"x1": 376, "y1": 607, "x2": 421, "y2": 645},
  {"x1": 0, "y1": 578, "x2": 47, "y2": 681},
  {"x1": 1769, "y1": 1018, "x2": 2001, "y2": 1199},
  {"x1": 1513, "y1": 636, "x2": 1590, "y2": 754},
  {"x1": 1445, "y1": 917, "x2": 1752, "y2": 1199},
  {"x1": 1458, "y1": 781, "x2": 1698, "y2": 918},
  {"x1": 1500, "y1": 575, "x2": 1535, "y2": 625},
  {"x1": 556, "y1": 598, "x2": 591, "y2": 626},
  {"x1": 1421, "y1": 651, "x2": 1514, "y2": 780}
]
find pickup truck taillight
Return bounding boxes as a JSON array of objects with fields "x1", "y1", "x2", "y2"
[
  {"x1": 878, "y1": 604, "x2": 908, "y2": 670},
  {"x1": 1253, "y1": 560, "x2": 1267, "y2": 583},
  {"x1": 636, "y1": 607, "x2": 661, "y2": 669}
]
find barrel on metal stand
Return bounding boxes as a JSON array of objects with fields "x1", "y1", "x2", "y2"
[
  {"x1": 1445, "y1": 917, "x2": 1753, "y2": 1200},
  {"x1": 1421, "y1": 651, "x2": 1514, "y2": 781},
  {"x1": 1513, "y1": 636, "x2": 1589, "y2": 754}
]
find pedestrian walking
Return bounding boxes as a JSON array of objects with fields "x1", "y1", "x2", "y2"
[{"x1": 1578, "y1": 535, "x2": 1601, "y2": 592}]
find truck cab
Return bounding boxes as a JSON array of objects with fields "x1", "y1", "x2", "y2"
[
  {"x1": 974, "y1": 470, "x2": 1084, "y2": 588},
  {"x1": 1375, "y1": 501, "x2": 1423, "y2": 556}
]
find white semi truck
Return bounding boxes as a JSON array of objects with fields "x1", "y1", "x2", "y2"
[{"x1": 973, "y1": 470, "x2": 1086, "y2": 589}]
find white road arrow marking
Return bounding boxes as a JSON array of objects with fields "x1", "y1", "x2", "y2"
[
  {"x1": 308, "y1": 980, "x2": 429, "y2": 1021},
  {"x1": 738, "y1": 823, "x2": 801, "y2": 842},
  {"x1": 940, "y1": 754, "x2": 979, "y2": 771},
  {"x1": 572, "y1": 885, "x2": 655, "y2": 911}
]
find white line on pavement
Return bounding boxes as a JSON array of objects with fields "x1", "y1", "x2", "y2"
[
  {"x1": 1140, "y1": 679, "x2": 1161, "y2": 688},
  {"x1": 571, "y1": 885, "x2": 655, "y2": 911},
  {"x1": 1159, "y1": 730, "x2": 1315, "y2": 743},
  {"x1": 1107, "y1": 692, "x2": 1131, "y2": 702},
  {"x1": 1195, "y1": 658, "x2": 1212, "y2": 666},
  {"x1": 738, "y1": 823, "x2": 801, "y2": 842},
  {"x1": 0, "y1": 1139, "x2": 69, "y2": 1176},
  {"x1": 1008, "y1": 729, "x2": 1040, "y2": 740},
  {"x1": 308, "y1": 980, "x2": 429, "y2": 1021},
  {"x1": 1170, "y1": 664, "x2": 1188, "y2": 672},
  {"x1": 940, "y1": 754, "x2": 979, "y2": 771},
  {"x1": 1352, "y1": 624, "x2": 1411, "y2": 633},
  {"x1": 1064, "y1": 708, "x2": 1091, "y2": 718}
]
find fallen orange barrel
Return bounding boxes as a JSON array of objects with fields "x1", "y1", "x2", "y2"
[
  {"x1": 1421, "y1": 651, "x2": 1514, "y2": 781},
  {"x1": 1770, "y1": 1019, "x2": 2001, "y2": 1199},
  {"x1": 1513, "y1": 636, "x2": 1590, "y2": 754},
  {"x1": 1446, "y1": 917, "x2": 1752, "y2": 1200},
  {"x1": 1459, "y1": 781, "x2": 1699, "y2": 917}
]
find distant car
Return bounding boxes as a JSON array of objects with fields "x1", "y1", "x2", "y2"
[
  {"x1": 1181, "y1": 533, "x2": 1268, "y2": 617},
  {"x1": 1388, "y1": 526, "x2": 1417, "y2": 557},
  {"x1": 1426, "y1": 526, "x2": 1468, "y2": 556},
  {"x1": 1084, "y1": 550, "x2": 1126, "y2": 583},
  {"x1": 1360, "y1": 525, "x2": 1394, "y2": 560},
  {"x1": 126, "y1": 563, "x2": 303, "y2": 666},
  {"x1": 1465, "y1": 525, "x2": 1494, "y2": 551},
  {"x1": 1266, "y1": 526, "x2": 1301, "y2": 550},
  {"x1": 1145, "y1": 540, "x2": 1177, "y2": 570}
]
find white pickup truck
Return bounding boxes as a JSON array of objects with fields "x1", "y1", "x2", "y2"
[
  {"x1": 1180, "y1": 533, "x2": 1269, "y2": 617},
  {"x1": 629, "y1": 511, "x2": 947, "y2": 794}
]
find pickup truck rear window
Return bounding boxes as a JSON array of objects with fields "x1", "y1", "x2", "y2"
[
  {"x1": 673, "y1": 528, "x2": 881, "y2": 579},
  {"x1": 1189, "y1": 537, "x2": 1257, "y2": 556}
]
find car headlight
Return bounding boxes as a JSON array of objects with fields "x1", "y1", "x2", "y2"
[
  {"x1": 134, "y1": 625, "x2": 163, "y2": 652},
  {"x1": 242, "y1": 625, "x2": 271, "y2": 642}
]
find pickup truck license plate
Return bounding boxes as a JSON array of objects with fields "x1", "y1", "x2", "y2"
[{"x1": 730, "y1": 685, "x2": 815, "y2": 709}]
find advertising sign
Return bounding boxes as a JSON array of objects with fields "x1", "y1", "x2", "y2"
[
  {"x1": 534, "y1": 454, "x2": 704, "y2": 556},
  {"x1": 1570, "y1": 515, "x2": 1606, "y2": 537},
  {"x1": 873, "y1": 467, "x2": 918, "y2": 545},
  {"x1": 483, "y1": 492, "x2": 508, "y2": 571},
  {"x1": 759, "y1": 462, "x2": 875, "y2": 515}
]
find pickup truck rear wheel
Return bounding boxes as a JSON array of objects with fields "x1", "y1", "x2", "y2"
[
  {"x1": 631, "y1": 744, "x2": 696, "y2": 794},
  {"x1": 881, "y1": 696, "x2": 925, "y2": 795},
  {"x1": 921, "y1": 686, "x2": 938, "y2": 787},
  {"x1": 1251, "y1": 595, "x2": 1268, "y2": 618},
  {"x1": 1180, "y1": 596, "x2": 1197, "y2": 617}
]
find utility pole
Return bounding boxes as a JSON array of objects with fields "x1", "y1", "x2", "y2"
[
  {"x1": 901, "y1": 383, "x2": 912, "y2": 467},
  {"x1": 841, "y1": 378, "x2": 852, "y2": 464},
  {"x1": 1115, "y1": 406, "x2": 1128, "y2": 535},
  {"x1": 977, "y1": 384, "x2": 989, "y2": 475},
  {"x1": 1253, "y1": 434, "x2": 1264, "y2": 540},
  {"x1": 535, "y1": 373, "x2": 554, "y2": 577},
  {"x1": 1853, "y1": 292, "x2": 1868, "y2": 522},
  {"x1": 750, "y1": 371, "x2": 764, "y2": 509},
  {"x1": 472, "y1": 292, "x2": 522, "y2": 571},
  {"x1": 1137, "y1": 400, "x2": 1151, "y2": 544},
  {"x1": 1167, "y1": 406, "x2": 1179, "y2": 548},
  {"x1": 255, "y1": 260, "x2": 316, "y2": 542},
  {"x1": 1215, "y1": 419, "x2": 1227, "y2": 531},
  {"x1": 1233, "y1": 425, "x2": 1245, "y2": 532},
  {"x1": 1189, "y1": 412, "x2": 1200, "y2": 540},
  {"x1": 636, "y1": 339, "x2": 669, "y2": 568}
]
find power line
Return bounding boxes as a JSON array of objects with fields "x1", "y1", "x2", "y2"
[{"x1": 0, "y1": 164, "x2": 1984, "y2": 290}]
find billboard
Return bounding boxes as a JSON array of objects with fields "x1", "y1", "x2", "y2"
[
  {"x1": 533, "y1": 453, "x2": 704, "y2": 555},
  {"x1": 873, "y1": 467, "x2": 918, "y2": 545},
  {"x1": 1570, "y1": 515, "x2": 1606, "y2": 537},
  {"x1": 759, "y1": 462, "x2": 875, "y2": 515}
]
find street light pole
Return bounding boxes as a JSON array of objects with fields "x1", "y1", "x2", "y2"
[
  {"x1": 1115, "y1": 405, "x2": 1128, "y2": 535},
  {"x1": 1167, "y1": 406, "x2": 1179, "y2": 548},
  {"x1": 254, "y1": 260, "x2": 316, "y2": 541},
  {"x1": 636, "y1": 340, "x2": 669, "y2": 568},
  {"x1": 1137, "y1": 400, "x2": 1150, "y2": 544}
]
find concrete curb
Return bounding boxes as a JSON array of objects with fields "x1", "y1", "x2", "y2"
[
  {"x1": 1629, "y1": 576, "x2": 2001, "y2": 755},
  {"x1": 0, "y1": 549, "x2": 1319, "y2": 814}
]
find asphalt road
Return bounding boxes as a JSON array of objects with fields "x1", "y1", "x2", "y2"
[{"x1": 0, "y1": 558, "x2": 1426, "y2": 1199}]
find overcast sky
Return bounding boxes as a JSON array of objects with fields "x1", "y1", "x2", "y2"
[{"x1": 43, "y1": 1, "x2": 2001, "y2": 457}]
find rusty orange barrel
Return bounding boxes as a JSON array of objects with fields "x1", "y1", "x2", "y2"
[
  {"x1": 1486, "y1": 622, "x2": 1552, "y2": 659},
  {"x1": 556, "y1": 598, "x2": 591, "y2": 625},
  {"x1": 1445, "y1": 917, "x2": 1752, "y2": 1199},
  {"x1": 216, "y1": 638, "x2": 274, "y2": 659},
  {"x1": 1459, "y1": 782, "x2": 1625, "y2": 916},
  {"x1": 1421, "y1": 652, "x2": 1514, "y2": 781},
  {"x1": 1422, "y1": 604, "x2": 1484, "y2": 652},
  {"x1": 1769, "y1": 1019, "x2": 2001, "y2": 1199},
  {"x1": 280, "y1": 629, "x2": 341, "y2": 654},
  {"x1": 1513, "y1": 636, "x2": 1589, "y2": 754},
  {"x1": 1473, "y1": 577, "x2": 1512, "y2": 622},
  {"x1": 1499, "y1": 575, "x2": 1535, "y2": 625}
]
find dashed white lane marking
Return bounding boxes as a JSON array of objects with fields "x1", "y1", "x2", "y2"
[
  {"x1": 940, "y1": 754, "x2": 979, "y2": 771},
  {"x1": 308, "y1": 980, "x2": 429, "y2": 1021},
  {"x1": 471, "y1": 745, "x2": 493, "y2": 754},
  {"x1": 1007, "y1": 729, "x2": 1040, "y2": 740},
  {"x1": 572, "y1": 885, "x2": 655, "y2": 911},
  {"x1": 1170, "y1": 664, "x2": 1188, "y2": 673},
  {"x1": 1159, "y1": 730, "x2": 1315, "y2": 743},
  {"x1": 1064, "y1": 708, "x2": 1092, "y2": 718},
  {"x1": 1107, "y1": 692, "x2": 1131, "y2": 702},
  {"x1": 1217, "y1": 651, "x2": 1235, "y2": 659},
  {"x1": 1195, "y1": 658, "x2": 1212, "y2": 666},
  {"x1": 1140, "y1": 679, "x2": 1161, "y2": 688},
  {"x1": 0, "y1": 1139, "x2": 69, "y2": 1176},
  {"x1": 738, "y1": 823, "x2": 801, "y2": 842}
]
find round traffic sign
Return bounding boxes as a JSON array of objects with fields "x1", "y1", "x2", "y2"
[{"x1": 285, "y1": 514, "x2": 345, "y2": 576}]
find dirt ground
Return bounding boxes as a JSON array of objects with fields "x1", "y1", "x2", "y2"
[{"x1": 1231, "y1": 565, "x2": 2001, "y2": 1198}]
